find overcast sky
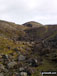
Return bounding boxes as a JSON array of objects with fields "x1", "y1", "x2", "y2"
[{"x1": 0, "y1": 0, "x2": 57, "y2": 24}]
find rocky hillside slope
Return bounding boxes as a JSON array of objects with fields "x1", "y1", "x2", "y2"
[{"x1": 0, "y1": 20, "x2": 57, "y2": 76}]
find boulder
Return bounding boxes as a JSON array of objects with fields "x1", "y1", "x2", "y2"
[
  {"x1": 7, "y1": 61, "x2": 17, "y2": 68},
  {"x1": 27, "y1": 59, "x2": 38, "y2": 67},
  {"x1": 0, "y1": 73, "x2": 4, "y2": 76},
  {"x1": 3, "y1": 68, "x2": 8, "y2": 73},
  {"x1": 13, "y1": 72, "x2": 20, "y2": 76},
  {"x1": 19, "y1": 67, "x2": 25, "y2": 72},
  {"x1": 18, "y1": 55, "x2": 26, "y2": 61},
  {"x1": 0, "y1": 64, "x2": 5, "y2": 71},
  {"x1": 20, "y1": 72, "x2": 27, "y2": 76},
  {"x1": 2, "y1": 54, "x2": 8, "y2": 59}
]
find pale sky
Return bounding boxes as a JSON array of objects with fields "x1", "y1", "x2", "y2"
[{"x1": 0, "y1": 0, "x2": 57, "y2": 24}]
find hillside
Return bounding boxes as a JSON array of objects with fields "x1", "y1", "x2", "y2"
[
  {"x1": 0, "y1": 20, "x2": 57, "y2": 76},
  {"x1": 23, "y1": 21, "x2": 43, "y2": 27}
]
